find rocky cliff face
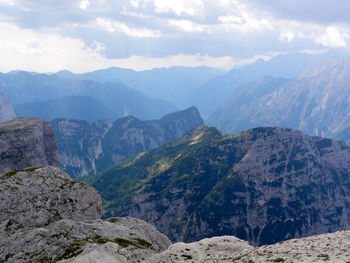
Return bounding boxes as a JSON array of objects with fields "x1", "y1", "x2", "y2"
[
  {"x1": 52, "y1": 107, "x2": 203, "y2": 177},
  {"x1": 0, "y1": 166, "x2": 171, "y2": 262},
  {"x1": 90, "y1": 125, "x2": 350, "y2": 245},
  {"x1": 0, "y1": 93, "x2": 16, "y2": 122},
  {"x1": 209, "y1": 59, "x2": 350, "y2": 144},
  {"x1": 0, "y1": 117, "x2": 58, "y2": 174}
]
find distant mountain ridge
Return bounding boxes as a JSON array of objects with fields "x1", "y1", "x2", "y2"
[
  {"x1": 15, "y1": 95, "x2": 118, "y2": 122},
  {"x1": 0, "y1": 71, "x2": 177, "y2": 120},
  {"x1": 52, "y1": 107, "x2": 204, "y2": 177},
  {"x1": 54, "y1": 66, "x2": 223, "y2": 108},
  {"x1": 88, "y1": 125, "x2": 350, "y2": 245},
  {"x1": 193, "y1": 51, "x2": 349, "y2": 117},
  {"x1": 209, "y1": 58, "x2": 350, "y2": 144}
]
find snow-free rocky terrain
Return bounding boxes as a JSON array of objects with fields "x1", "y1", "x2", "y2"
[
  {"x1": 2, "y1": 166, "x2": 350, "y2": 263},
  {"x1": 52, "y1": 106, "x2": 203, "y2": 178},
  {"x1": 0, "y1": 166, "x2": 170, "y2": 262},
  {"x1": 0, "y1": 117, "x2": 58, "y2": 174}
]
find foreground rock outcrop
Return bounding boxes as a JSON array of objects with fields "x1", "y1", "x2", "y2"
[
  {"x1": 52, "y1": 106, "x2": 203, "y2": 177},
  {"x1": 147, "y1": 231, "x2": 350, "y2": 262},
  {"x1": 90, "y1": 125, "x2": 350, "y2": 245},
  {"x1": 0, "y1": 93, "x2": 16, "y2": 122},
  {"x1": 0, "y1": 118, "x2": 58, "y2": 174},
  {"x1": 0, "y1": 166, "x2": 171, "y2": 262}
]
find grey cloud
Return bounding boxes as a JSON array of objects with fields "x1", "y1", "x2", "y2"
[
  {"x1": 0, "y1": 0, "x2": 348, "y2": 61},
  {"x1": 247, "y1": 0, "x2": 350, "y2": 24}
]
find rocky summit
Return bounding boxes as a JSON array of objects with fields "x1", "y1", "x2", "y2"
[
  {"x1": 0, "y1": 93, "x2": 16, "y2": 122},
  {"x1": 52, "y1": 106, "x2": 203, "y2": 177},
  {"x1": 90, "y1": 125, "x2": 350, "y2": 245},
  {"x1": 0, "y1": 117, "x2": 58, "y2": 174},
  {"x1": 0, "y1": 166, "x2": 171, "y2": 262}
]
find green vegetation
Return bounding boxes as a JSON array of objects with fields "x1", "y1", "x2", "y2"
[
  {"x1": 317, "y1": 253, "x2": 330, "y2": 260},
  {"x1": 2, "y1": 166, "x2": 43, "y2": 178},
  {"x1": 271, "y1": 258, "x2": 285, "y2": 262},
  {"x1": 94, "y1": 236, "x2": 152, "y2": 249}
]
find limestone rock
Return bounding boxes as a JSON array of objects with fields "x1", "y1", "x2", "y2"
[
  {"x1": 0, "y1": 166, "x2": 171, "y2": 262},
  {"x1": 147, "y1": 231, "x2": 350, "y2": 262},
  {"x1": 52, "y1": 106, "x2": 203, "y2": 177},
  {"x1": 0, "y1": 93, "x2": 16, "y2": 122},
  {"x1": 1, "y1": 217, "x2": 170, "y2": 263},
  {"x1": 0, "y1": 118, "x2": 58, "y2": 174},
  {"x1": 0, "y1": 166, "x2": 102, "y2": 229}
]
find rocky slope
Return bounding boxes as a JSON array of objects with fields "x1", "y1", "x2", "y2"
[
  {"x1": 0, "y1": 117, "x2": 58, "y2": 174},
  {"x1": 52, "y1": 107, "x2": 203, "y2": 177},
  {"x1": 0, "y1": 166, "x2": 171, "y2": 262},
  {"x1": 89, "y1": 125, "x2": 350, "y2": 245},
  {"x1": 147, "y1": 231, "x2": 350, "y2": 262},
  {"x1": 0, "y1": 93, "x2": 16, "y2": 122},
  {"x1": 210, "y1": 58, "x2": 350, "y2": 144}
]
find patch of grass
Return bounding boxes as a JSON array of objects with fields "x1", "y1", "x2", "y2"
[
  {"x1": 181, "y1": 254, "x2": 193, "y2": 259},
  {"x1": 56, "y1": 240, "x2": 85, "y2": 261},
  {"x1": 317, "y1": 254, "x2": 330, "y2": 260},
  {"x1": 132, "y1": 238, "x2": 152, "y2": 248},
  {"x1": 2, "y1": 166, "x2": 44, "y2": 178},
  {"x1": 93, "y1": 236, "x2": 152, "y2": 249},
  {"x1": 107, "y1": 218, "x2": 120, "y2": 223},
  {"x1": 271, "y1": 258, "x2": 285, "y2": 262}
]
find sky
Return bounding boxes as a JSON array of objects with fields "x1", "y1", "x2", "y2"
[{"x1": 0, "y1": 0, "x2": 349, "y2": 73}]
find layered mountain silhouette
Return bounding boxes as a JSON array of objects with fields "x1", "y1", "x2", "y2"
[
  {"x1": 54, "y1": 66, "x2": 222, "y2": 108},
  {"x1": 88, "y1": 125, "x2": 350, "y2": 245},
  {"x1": 209, "y1": 58, "x2": 350, "y2": 144},
  {"x1": 193, "y1": 51, "x2": 348, "y2": 117},
  {"x1": 16, "y1": 95, "x2": 118, "y2": 122},
  {"x1": 0, "y1": 71, "x2": 177, "y2": 120}
]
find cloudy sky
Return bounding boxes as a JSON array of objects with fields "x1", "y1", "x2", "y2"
[{"x1": 0, "y1": 0, "x2": 349, "y2": 72}]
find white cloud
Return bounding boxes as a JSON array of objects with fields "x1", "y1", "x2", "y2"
[
  {"x1": 94, "y1": 17, "x2": 162, "y2": 38},
  {"x1": 78, "y1": 0, "x2": 90, "y2": 9},
  {"x1": 0, "y1": 21, "x2": 285, "y2": 73},
  {"x1": 168, "y1": 19, "x2": 208, "y2": 33},
  {"x1": 316, "y1": 26, "x2": 349, "y2": 48},
  {"x1": 153, "y1": 0, "x2": 203, "y2": 16},
  {"x1": 218, "y1": 15, "x2": 244, "y2": 24},
  {"x1": 0, "y1": 0, "x2": 16, "y2": 6}
]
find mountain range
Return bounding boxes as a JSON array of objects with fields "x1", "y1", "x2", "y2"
[
  {"x1": 87, "y1": 125, "x2": 350, "y2": 245},
  {"x1": 193, "y1": 50, "x2": 349, "y2": 117},
  {"x1": 209, "y1": 58, "x2": 350, "y2": 145},
  {"x1": 54, "y1": 66, "x2": 223, "y2": 109},
  {"x1": 0, "y1": 71, "x2": 177, "y2": 121},
  {"x1": 52, "y1": 107, "x2": 203, "y2": 177},
  {"x1": 16, "y1": 95, "x2": 118, "y2": 122}
]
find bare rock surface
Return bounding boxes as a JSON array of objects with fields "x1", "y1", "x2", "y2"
[
  {"x1": 147, "y1": 231, "x2": 350, "y2": 263},
  {"x1": 0, "y1": 93, "x2": 16, "y2": 122},
  {"x1": 0, "y1": 166, "x2": 171, "y2": 262},
  {"x1": 0, "y1": 166, "x2": 102, "y2": 229},
  {"x1": 1, "y1": 217, "x2": 170, "y2": 263},
  {"x1": 0, "y1": 117, "x2": 58, "y2": 174}
]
